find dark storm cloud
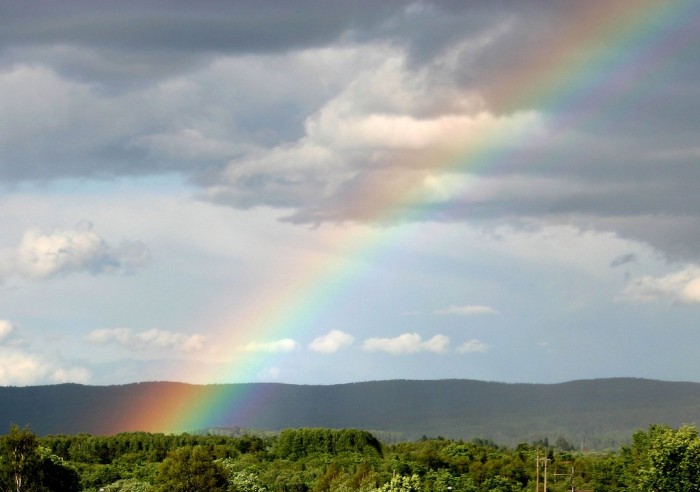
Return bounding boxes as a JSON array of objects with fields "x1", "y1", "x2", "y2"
[
  {"x1": 0, "y1": 1, "x2": 398, "y2": 92},
  {"x1": 1, "y1": 1, "x2": 700, "y2": 261},
  {"x1": 0, "y1": 1, "x2": 398, "y2": 83},
  {"x1": 1, "y1": 1, "x2": 389, "y2": 53},
  {"x1": 0, "y1": 1, "x2": 556, "y2": 87}
]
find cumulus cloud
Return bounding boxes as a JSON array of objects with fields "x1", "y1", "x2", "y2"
[
  {"x1": 616, "y1": 266, "x2": 700, "y2": 304},
  {"x1": 0, "y1": 347, "x2": 91, "y2": 385},
  {"x1": 362, "y1": 333, "x2": 449, "y2": 355},
  {"x1": 422, "y1": 334, "x2": 451, "y2": 353},
  {"x1": 457, "y1": 339, "x2": 489, "y2": 353},
  {"x1": 241, "y1": 338, "x2": 299, "y2": 353},
  {"x1": 205, "y1": 43, "x2": 543, "y2": 224},
  {"x1": 435, "y1": 305, "x2": 499, "y2": 316},
  {"x1": 0, "y1": 222, "x2": 150, "y2": 281},
  {"x1": 309, "y1": 330, "x2": 354, "y2": 353},
  {"x1": 88, "y1": 328, "x2": 205, "y2": 352}
]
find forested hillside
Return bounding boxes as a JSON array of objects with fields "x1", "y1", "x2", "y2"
[
  {"x1": 2, "y1": 424, "x2": 700, "y2": 491},
  {"x1": 2, "y1": 378, "x2": 700, "y2": 446}
]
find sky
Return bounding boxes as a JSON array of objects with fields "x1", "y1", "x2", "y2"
[{"x1": 1, "y1": 1, "x2": 700, "y2": 387}]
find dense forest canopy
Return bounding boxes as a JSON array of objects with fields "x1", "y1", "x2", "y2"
[{"x1": 1, "y1": 424, "x2": 699, "y2": 491}]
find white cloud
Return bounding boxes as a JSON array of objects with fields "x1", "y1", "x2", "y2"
[
  {"x1": 0, "y1": 347, "x2": 91, "y2": 385},
  {"x1": 0, "y1": 319, "x2": 14, "y2": 342},
  {"x1": 362, "y1": 333, "x2": 449, "y2": 355},
  {"x1": 0, "y1": 351, "x2": 48, "y2": 386},
  {"x1": 435, "y1": 305, "x2": 499, "y2": 316},
  {"x1": 0, "y1": 222, "x2": 150, "y2": 280},
  {"x1": 308, "y1": 330, "x2": 354, "y2": 353},
  {"x1": 88, "y1": 328, "x2": 206, "y2": 352},
  {"x1": 0, "y1": 319, "x2": 27, "y2": 348},
  {"x1": 422, "y1": 334, "x2": 450, "y2": 353},
  {"x1": 457, "y1": 339, "x2": 488, "y2": 353},
  {"x1": 241, "y1": 338, "x2": 299, "y2": 353},
  {"x1": 616, "y1": 266, "x2": 700, "y2": 304}
]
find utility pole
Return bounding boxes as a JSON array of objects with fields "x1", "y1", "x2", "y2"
[
  {"x1": 552, "y1": 462, "x2": 575, "y2": 492},
  {"x1": 535, "y1": 451, "x2": 550, "y2": 492}
]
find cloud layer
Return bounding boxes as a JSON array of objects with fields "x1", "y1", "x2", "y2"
[
  {"x1": 88, "y1": 328, "x2": 205, "y2": 353},
  {"x1": 0, "y1": 2, "x2": 698, "y2": 260}
]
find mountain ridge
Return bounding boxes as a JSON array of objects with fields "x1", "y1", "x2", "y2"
[{"x1": 2, "y1": 377, "x2": 700, "y2": 448}]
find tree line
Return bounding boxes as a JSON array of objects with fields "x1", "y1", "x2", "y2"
[{"x1": 1, "y1": 424, "x2": 699, "y2": 491}]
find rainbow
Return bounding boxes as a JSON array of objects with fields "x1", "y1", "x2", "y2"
[{"x1": 109, "y1": 1, "x2": 699, "y2": 434}]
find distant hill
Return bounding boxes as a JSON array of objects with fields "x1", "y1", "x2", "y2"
[{"x1": 2, "y1": 378, "x2": 700, "y2": 448}]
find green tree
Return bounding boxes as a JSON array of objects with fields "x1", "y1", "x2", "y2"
[
  {"x1": 0, "y1": 425, "x2": 42, "y2": 492},
  {"x1": 102, "y1": 478, "x2": 154, "y2": 491},
  {"x1": 274, "y1": 429, "x2": 382, "y2": 460},
  {"x1": 479, "y1": 475, "x2": 514, "y2": 492},
  {"x1": 38, "y1": 447, "x2": 81, "y2": 492},
  {"x1": 227, "y1": 470, "x2": 267, "y2": 492},
  {"x1": 377, "y1": 474, "x2": 421, "y2": 492},
  {"x1": 155, "y1": 445, "x2": 227, "y2": 492},
  {"x1": 588, "y1": 454, "x2": 622, "y2": 491},
  {"x1": 621, "y1": 424, "x2": 700, "y2": 492}
]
